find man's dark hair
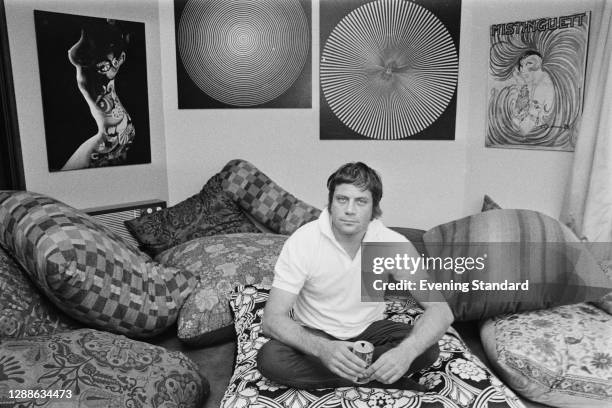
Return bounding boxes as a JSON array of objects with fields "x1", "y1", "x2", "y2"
[{"x1": 326, "y1": 162, "x2": 382, "y2": 219}]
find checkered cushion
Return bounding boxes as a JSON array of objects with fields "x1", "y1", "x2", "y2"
[
  {"x1": 0, "y1": 191, "x2": 196, "y2": 338},
  {"x1": 220, "y1": 159, "x2": 321, "y2": 234}
]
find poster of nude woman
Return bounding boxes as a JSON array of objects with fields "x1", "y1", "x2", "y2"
[
  {"x1": 34, "y1": 10, "x2": 151, "y2": 171},
  {"x1": 486, "y1": 12, "x2": 590, "y2": 151}
]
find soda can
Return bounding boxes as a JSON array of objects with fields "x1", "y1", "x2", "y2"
[{"x1": 352, "y1": 340, "x2": 374, "y2": 384}]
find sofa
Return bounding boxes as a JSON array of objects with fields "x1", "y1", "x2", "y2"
[{"x1": 1, "y1": 159, "x2": 610, "y2": 408}]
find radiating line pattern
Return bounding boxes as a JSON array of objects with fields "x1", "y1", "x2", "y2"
[
  {"x1": 320, "y1": 0, "x2": 458, "y2": 139},
  {"x1": 178, "y1": 0, "x2": 309, "y2": 107}
]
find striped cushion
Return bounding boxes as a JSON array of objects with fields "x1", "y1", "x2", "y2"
[
  {"x1": 220, "y1": 159, "x2": 321, "y2": 234},
  {"x1": 0, "y1": 191, "x2": 196, "y2": 338},
  {"x1": 423, "y1": 209, "x2": 611, "y2": 321}
]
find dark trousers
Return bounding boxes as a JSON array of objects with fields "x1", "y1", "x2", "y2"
[{"x1": 256, "y1": 320, "x2": 439, "y2": 390}]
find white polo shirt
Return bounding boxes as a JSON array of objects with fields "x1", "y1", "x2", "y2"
[{"x1": 272, "y1": 208, "x2": 408, "y2": 339}]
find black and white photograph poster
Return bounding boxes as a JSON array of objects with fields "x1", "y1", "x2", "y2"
[
  {"x1": 486, "y1": 13, "x2": 590, "y2": 151},
  {"x1": 320, "y1": 0, "x2": 461, "y2": 140},
  {"x1": 174, "y1": 0, "x2": 312, "y2": 109},
  {"x1": 34, "y1": 10, "x2": 151, "y2": 172}
]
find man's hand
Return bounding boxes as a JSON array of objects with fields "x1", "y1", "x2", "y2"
[
  {"x1": 364, "y1": 346, "x2": 416, "y2": 384},
  {"x1": 318, "y1": 340, "x2": 368, "y2": 382}
]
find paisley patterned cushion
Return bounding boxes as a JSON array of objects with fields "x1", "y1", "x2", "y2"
[
  {"x1": 0, "y1": 245, "x2": 80, "y2": 338},
  {"x1": 221, "y1": 284, "x2": 526, "y2": 408},
  {"x1": 480, "y1": 303, "x2": 612, "y2": 407},
  {"x1": 220, "y1": 159, "x2": 321, "y2": 234},
  {"x1": 125, "y1": 173, "x2": 259, "y2": 257},
  {"x1": 0, "y1": 328, "x2": 209, "y2": 407},
  {"x1": 157, "y1": 234, "x2": 288, "y2": 346},
  {"x1": 0, "y1": 191, "x2": 196, "y2": 338}
]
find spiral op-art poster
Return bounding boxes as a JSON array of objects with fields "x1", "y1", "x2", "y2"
[
  {"x1": 486, "y1": 13, "x2": 590, "y2": 151},
  {"x1": 319, "y1": 0, "x2": 461, "y2": 140},
  {"x1": 33, "y1": 10, "x2": 151, "y2": 172},
  {"x1": 174, "y1": 0, "x2": 312, "y2": 109}
]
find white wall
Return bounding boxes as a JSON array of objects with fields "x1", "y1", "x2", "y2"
[
  {"x1": 160, "y1": 0, "x2": 470, "y2": 230},
  {"x1": 159, "y1": 0, "x2": 604, "y2": 230},
  {"x1": 6, "y1": 0, "x2": 602, "y2": 227},
  {"x1": 5, "y1": 0, "x2": 168, "y2": 209}
]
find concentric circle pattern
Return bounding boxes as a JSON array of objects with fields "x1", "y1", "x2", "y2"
[
  {"x1": 321, "y1": 0, "x2": 458, "y2": 139},
  {"x1": 178, "y1": 0, "x2": 309, "y2": 106}
]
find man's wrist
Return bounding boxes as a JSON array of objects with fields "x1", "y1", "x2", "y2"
[
  {"x1": 308, "y1": 334, "x2": 328, "y2": 359},
  {"x1": 396, "y1": 338, "x2": 420, "y2": 359}
]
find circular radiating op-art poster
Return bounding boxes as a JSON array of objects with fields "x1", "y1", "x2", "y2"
[
  {"x1": 174, "y1": 0, "x2": 312, "y2": 109},
  {"x1": 320, "y1": 0, "x2": 461, "y2": 140}
]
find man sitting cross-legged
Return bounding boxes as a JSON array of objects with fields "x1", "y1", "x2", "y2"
[{"x1": 257, "y1": 162, "x2": 453, "y2": 390}]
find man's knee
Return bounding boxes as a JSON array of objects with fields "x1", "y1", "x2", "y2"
[
  {"x1": 425, "y1": 342, "x2": 440, "y2": 365},
  {"x1": 257, "y1": 339, "x2": 301, "y2": 381},
  {"x1": 256, "y1": 340, "x2": 277, "y2": 377}
]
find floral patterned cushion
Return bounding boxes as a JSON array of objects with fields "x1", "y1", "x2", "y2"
[
  {"x1": 0, "y1": 328, "x2": 209, "y2": 407},
  {"x1": 480, "y1": 303, "x2": 612, "y2": 407},
  {"x1": 157, "y1": 234, "x2": 287, "y2": 347},
  {"x1": 221, "y1": 284, "x2": 526, "y2": 408},
  {"x1": 0, "y1": 245, "x2": 80, "y2": 338},
  {"x1": 125, "y1": 173, "x2": 259, "y2": 257}
]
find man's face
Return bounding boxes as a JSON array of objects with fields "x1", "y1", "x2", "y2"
[{"x1": 330, "y1": 183, "x2": 373, "y2": 239}]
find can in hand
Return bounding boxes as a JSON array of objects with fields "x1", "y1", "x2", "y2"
[{"x1": 352, "y1": 340, "x2": 374, "y2": 384}]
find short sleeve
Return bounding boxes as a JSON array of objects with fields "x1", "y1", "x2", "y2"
[{"x1": 272, "y1": 233, "x2": 309, "y2": 295}]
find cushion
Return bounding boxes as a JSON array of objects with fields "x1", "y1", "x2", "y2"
[
  {"x1": 157, "y1": 233, "x2": 287, "y2": 346},
  {"x1": 480, "y1": 303, "x2": 612, "y2": 407},
  {"x1": 220, "y1": 159, "x2": 321, "y2": 234},
  {"x1": 385, "y1": 227, "x2": 426, "y2": 305},
  {"x1": 220, "y1": 284, "x2": 526, "y2": 408},
  {"x1": 591, "y1": 248, "x2": 612, "y2": 314},
  {"x1": 480, "y1": 200, "x2": 612, "y2": 316},
  {"x1": 390, "y1": 226, "x2": 427, "y2": 255},
  {"x1": 0, "y1": 328, "x2": 209, "y2": 407},
  {"x1": 0, "y1": 245, "x2": 80, "y2": 338},
  {"x1": 481, "y1": 194, "x2": 502, "y2": 211},
  {"x1": 0, "y1": 191, "x2": 196, "y2": 338},
  {"x1": 422, "y1": 209, "x2": 612, "y2": 321},
  {"x1": 125, "y1": 173, "x2": 259, "y2": 257},
  {"x1": 596, "y1": 292, "x2": 612, "y2": 314}
]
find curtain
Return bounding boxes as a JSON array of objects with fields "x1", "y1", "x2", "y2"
[
  {"x1": 561, "y1": 3, "x2": 612, "y2": 241},
  {"x1": 561, "y1": 3, "x2": 612, "y2": 274}
]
